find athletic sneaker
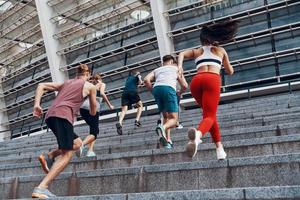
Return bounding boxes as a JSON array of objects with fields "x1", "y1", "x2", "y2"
[
  {"x1": 38, "y1": 154, "x2": 54, "y2": 174},
  {"x1": 116, "y1": 122, "x2": 123, "y2": 135},
  {"x1": 156, "y1": 124, "x2": 167, "y2": 143},
  {"x1": 169, "y1": 141, "x2": 174, "y2": 148},
  {"x1": 32, "y1": 187, "x2": 56, "y2": 198},
  {"x1": 159, "y1": 137, "x2": 173, "y2": 149},
  {"x1": 216, "y1": 146, "x2": 227, "y2": 160},
  {"x1": 164, "y1": 142, "x2": 173, "y2": 149},
  {"x1": 134, "y1": 120, "x2": 141, "y2": 127},
  {"x1": 165, "y1": 141, "x2": 174, "y2": 149},
  {"x1": 186, "y1": 128, "x2": 203, "y2": 158},
  {"x1": 86, "y1": 151, "x2": 96, "y2": 157},
  {"x1": 157, "y1": 119, "x2": 161, "y2": 125},
  {"x1": 177, "y1": 123, "x2": 184, "y2": 129},
  {"x1": 76, "y1": 145, "x2": 87, "y2": 158}
]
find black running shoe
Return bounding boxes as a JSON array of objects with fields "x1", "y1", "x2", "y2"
[
  {"x1": 135, "y1": 120, "x2": 141, "y2": 127},
  {"x1": 157, "y1": 119, "x2": 161, "y2": 125},
  {"x1": 116, "y1": 122, "x2": 123, "y2": 135}
]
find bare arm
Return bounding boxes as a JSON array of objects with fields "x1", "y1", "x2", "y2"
[
  {"x1": 221, "y1": 48, "x2": 234, "y2": 75},
  {"x1": 178, "y1": 49, "x2": 196, "y2": 72},
  {"x1": 177, "y1": 69, "x2": 188, "y2": 95},
  {"x1": 136, "y1": 73, "x2": 143, "y2": 86},
  {"x1": 33, "y1": 82, "x2": 63, "y2": 118},
  {"x1": 98, "y1": 83, "x2": 114, "y2": 110},
  {"x1": 88, "y1": 84, "x2": 98, "y2": 116},
  {"x1": 144, "y1": 71, "x2": 155, "y2": 91}
]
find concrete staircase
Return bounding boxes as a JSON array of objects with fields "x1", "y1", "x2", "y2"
[{"x1": 0, "y1": 91, "x2": 300, "y2": 199}]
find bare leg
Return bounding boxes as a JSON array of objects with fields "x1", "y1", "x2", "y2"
[
  {"x1": 215, "y1": 142, "x2": 223, "y2": 148},
  {"x1": 88, "y1": 140, "x2": 95, "y2": 152},
  {"x1": 162, "y1": 112, "x2": 171, "y2": 142},
  {"x1": 166, "y1": 128, "x2": 171, "y2": 143},
  {"x1": 118, "y1": 106, "x2": 128, "y2": 126},
  {"x1": 37, "y1": 137, "x2": 82, "y2": 188},
  {"x1": 163, "y1": 112, "x2": 178, "y2": 132},
  {"x1": 162, "y1": 112, "x2": 168, "y2": 125},
  {"x1": 37, "y1": 150, "x2": 73, "y2": 189},
  {"x1": 82, "y1": 135, "x2": 96, "y2": 152},
  {"x1": 82, "y1": 135, "x2": 96, "y2": 146},
  {"x1": 47, "y1": 149, "x2": 62, "y2": 160},
  {"x1": 73, "y1": 137, "x2": 83, "y2": 150},
  {"x1": 135, "y1": 101, "x2": 143, "y2": 122},
  {"x1": 48, "y1": 137, "x2": 83, "y2": 159}
]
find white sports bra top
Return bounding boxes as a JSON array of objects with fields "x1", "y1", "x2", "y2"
[{"x1": 195, "y1": 46, "x2": 222, "y2": 69}]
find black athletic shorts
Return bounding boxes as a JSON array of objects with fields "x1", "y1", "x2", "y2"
[
  {"x1": 80, "y1": 108, "x2": 100, "y2": 139},
  {"x1": 121, "y1": 91, "x2": 141, "y2": 107},
  {"x1": 46, "y1": 117, "x2": 78, "y2": 150}
]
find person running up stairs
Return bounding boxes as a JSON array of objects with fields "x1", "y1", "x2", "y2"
[
  {"x1": 116, "y1": 69, "x2": 143, "y2": 135},
  {"x1": 144, "y1": 55, "x2": 188, "y2": 148}
]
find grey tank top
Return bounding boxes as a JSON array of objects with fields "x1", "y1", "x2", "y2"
[{"x1": 81, "y1": 96, "x2": 102, "y2": 112}]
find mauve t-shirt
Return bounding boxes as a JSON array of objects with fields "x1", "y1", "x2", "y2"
[{"x1": 45, "y1": 78, "x2": 85, "y2": 124}]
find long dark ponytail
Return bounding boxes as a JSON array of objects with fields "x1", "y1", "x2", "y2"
[{"x1": 200, "y1": 20, "x2": 239, "y2": 46}]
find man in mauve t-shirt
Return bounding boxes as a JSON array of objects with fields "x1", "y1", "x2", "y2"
[{"x1": 31, "y1": 64, "x2": 97, "y2": 198}]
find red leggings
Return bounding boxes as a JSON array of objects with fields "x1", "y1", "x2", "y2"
[{"x1": 190, "y1": 72, "x2": 221, "y2": 143}]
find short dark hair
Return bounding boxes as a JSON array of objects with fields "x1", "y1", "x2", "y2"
[
  {"x1": 129, "y1": 68, "x2": 139, "y2": 76},
  {"x1": 162, "y1": 55, "x2": 177, "y2": 64}
]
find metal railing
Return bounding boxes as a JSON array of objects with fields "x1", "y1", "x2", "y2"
[
  {"x1": 0, "y1": 24, "x2": 41, "y2": 55},
  {"x1": 0, "y1": 11, "x2": 38, "y2": 40},
  {"x1": 168, "y1": 0, "x2": 300, "y2": 36},
  {"x1": 61, "y1": 36, "x2": 158, "y2": 71},
  {"x1": 1, "y1": 39, "x2": 45, "y2": 67},
  {"x1": 53, "y1": 0, "x2": 150, "y2": 40},
  {"x1": 50, "y1": 0, "x2": 106, "y2": 24},
  {"x1": 56, "y1": 17, "x2": 154, "y2": 55},
  {"x1": 0, "y1": 0, "x2": 35, "y2": 22},
  {"x1": 4, "y1": 71, "x2": 300, "y2": 127},
  {"x1": 0, "y1": 55, "x2": 48, "y2": 83}
]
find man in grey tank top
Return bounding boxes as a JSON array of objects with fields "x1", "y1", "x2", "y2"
[{"x1": 31, "y1": 64, "x2": 97, "y2": 198}]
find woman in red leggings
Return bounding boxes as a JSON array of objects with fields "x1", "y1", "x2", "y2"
[{"x1": 178, "y1": 21, "x2": 238, "y2": 159}]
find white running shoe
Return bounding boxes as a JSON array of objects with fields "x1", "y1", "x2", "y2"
[
  {"x1": 216, "y1": 146, "x2": 227, "y2": 160},
  {"x1": 86, "y1": 151, "x2": 96, "y2": 157},
  {"x1": 177, "y1": 123, "x2": 184, "y2": 129},
  {"x1": 76, "y1": 145, "x2": 87, "y2": 158},
  {"x1": 186, "y1": 128, "x2": 202, "y2": 158},
  {"x1": 32, "y1": 187, "x2": 56, "y2": 198}
]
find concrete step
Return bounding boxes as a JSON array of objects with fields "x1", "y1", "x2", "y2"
[
  {"x1": 82, "y1": 98, "x2": 300, "y2": 133},
  {"x1": 0, "y1": 120, "x2": 299, "y2": 159},
  {"x1": 0, "y1": 134, "x2": 299, "y2": 179},
  {"x1": 1, "y1": 92, "x2": 300, "y2": 199},
  {"x1": 0, "y1": 119, "x2": 300, "y2": 163},
  {"x1": 96, "y1": 107, "x2": 300, "y2": 134},
  {"x1": 218, "y1": 92, "x2": 300, "y2": 109},
  {"x1": 19, "y1": 185, "x2": 300, "y2": 200},
  {"x1": 4, "y1": 106, "x2": 300, "y2": 150},
  {"x1": 3, "y1": 101, "x2": 300, "y2": 149},
  {"x1": 0, "y1": 153, "x2": 299, "y2": 199}
]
